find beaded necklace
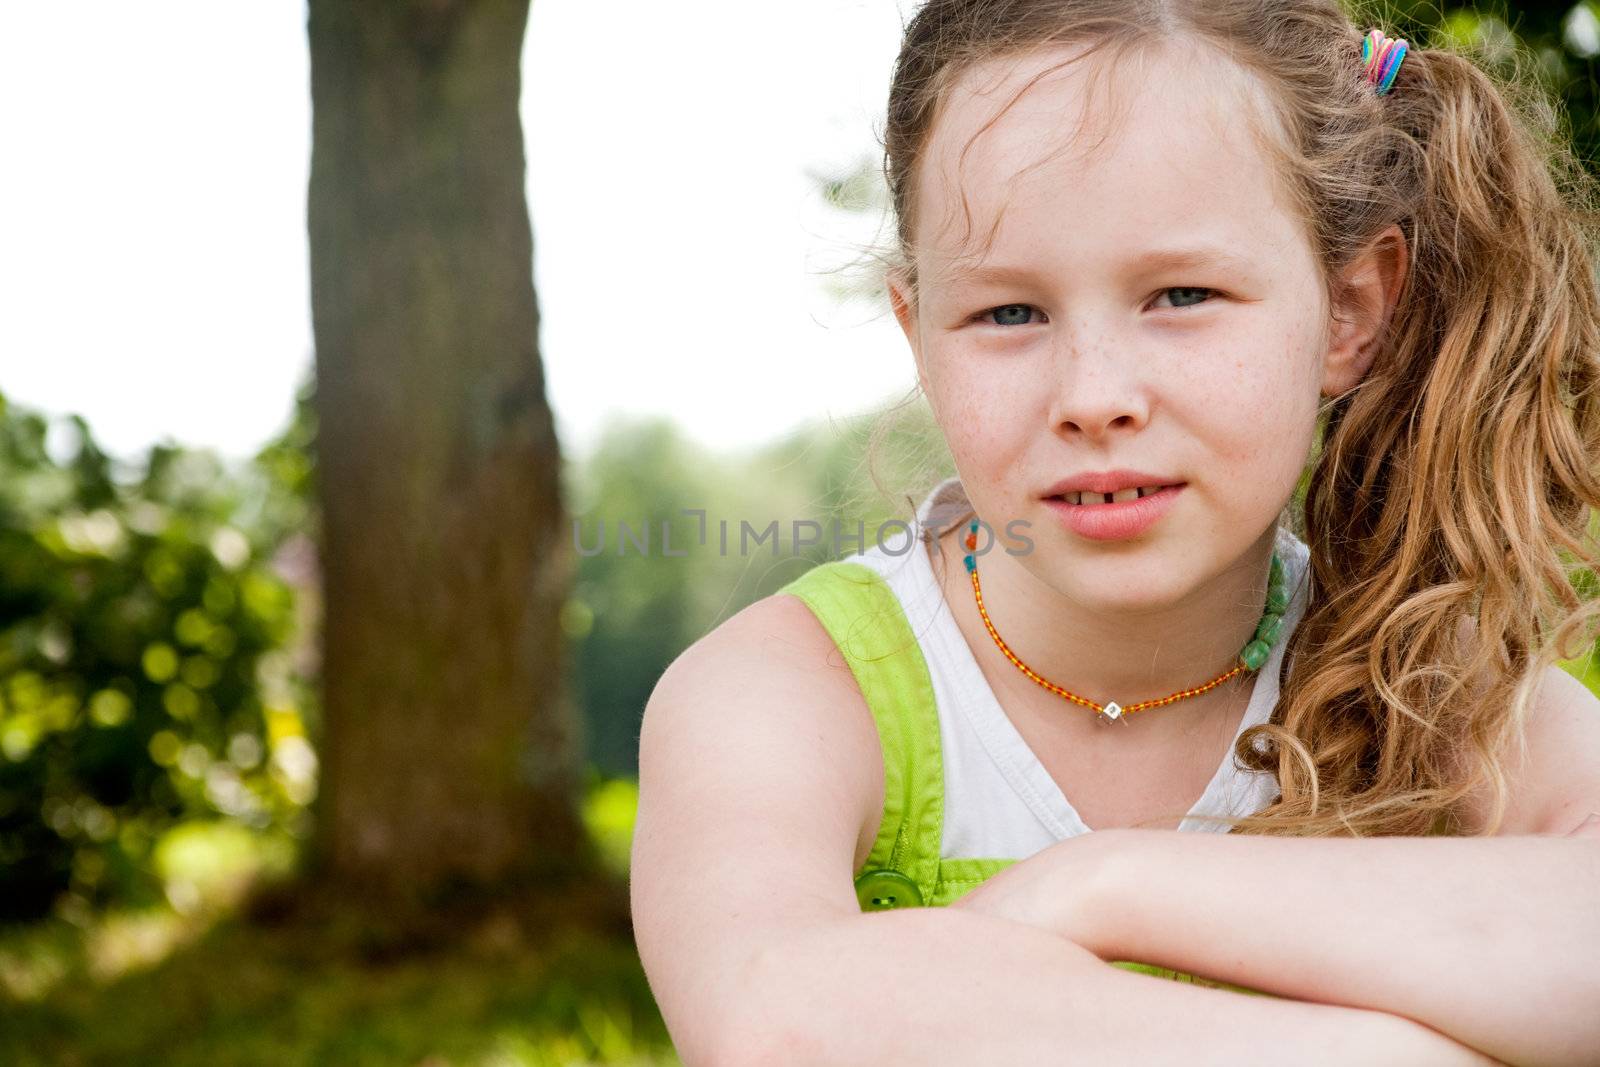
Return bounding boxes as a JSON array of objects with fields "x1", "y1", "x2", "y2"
[{"x1": 961, "y1": 518, "x2": 1289, "y2": 725}]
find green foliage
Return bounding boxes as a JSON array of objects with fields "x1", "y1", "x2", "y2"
[
  {"x1": 0, "y1": 362, "x2": 951, "y2": 924},
  {"x1": 0, "y1": 921, "x2": 678, "y2": 1067},
  {"x1": 0, "y1": 385, "x2": 316, "y2": 923},
  {"x1": 564, "y1": 400, "x2": 952, "y2": 777},
  {"x1": 580, "y1": 768, "x2": 638, "y2": 879},
  {"x1": 1379, "y1": 1, "x2": 1600, "y2": 168},
  {"x1": 0, "y1": 776, "x2": 674, "y2": 1066}
]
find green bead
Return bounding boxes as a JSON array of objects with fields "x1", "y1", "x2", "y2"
[
  {"x1": 1269, "y1": 553, "x2": 1284, "y2": 581},
  {"x1": 1254, "y1": 613, "x2": 1283, "y2": 644},
  {"x1": 1239, "y1": 639, "x2": 1272, "y2": 670},
  {"x1": 1266, "y1": 585, "x2": 1289, "y2": 613}
]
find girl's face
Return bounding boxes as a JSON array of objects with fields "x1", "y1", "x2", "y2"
[{"x1": 891, "y1": 42, "x2": 1372, "y2": 609}]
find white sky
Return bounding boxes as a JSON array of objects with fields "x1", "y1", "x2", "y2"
[{"x1": 0, "y1": 0, "x2": 917, "y2": 467}]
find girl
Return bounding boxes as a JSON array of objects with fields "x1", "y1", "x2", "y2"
[{"x1": 632, "y1": 1, "x2": 1600, "y2": 1063}]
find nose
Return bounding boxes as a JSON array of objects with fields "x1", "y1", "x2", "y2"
[{"x1": 1045, "y1": 333, "x2": 1151, "y2": 442}]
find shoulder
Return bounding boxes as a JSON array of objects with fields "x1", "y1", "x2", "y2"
[
  {"x1": 644, "y1": 588, "x2": 886, "y2": 855},
  {"x1": 1455, "y1": 624, "x2": 1600, "y2": 836},
  {"x1": 654, "y1": 587, "x2": 870, "y2": 708},
  {"x1": 631, "y1": 592, "x2": 889, "y2": 1061},
  {"x1": 1511, "y1": 662, "x2": 1600, "y2": 834}
]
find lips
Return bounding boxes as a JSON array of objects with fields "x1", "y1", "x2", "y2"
[
  {"x1": 1053, "y1": 483, "x2": 1179, "y2": 506},
  {"x1": 1039, "y1": 469, "x2": 1185, "y2": 499},
  {"x1": 1043, "y1": 483, "x2": 1186, "y2": 541}
]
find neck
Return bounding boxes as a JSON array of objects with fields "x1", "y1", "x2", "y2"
[{"x1": 934, "y1": 522, "x2": 1282, "y2": 720}]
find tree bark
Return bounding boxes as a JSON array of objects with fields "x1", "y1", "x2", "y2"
[{"x1": 306, "y1": 0, "x2": 583, "y2": 899}]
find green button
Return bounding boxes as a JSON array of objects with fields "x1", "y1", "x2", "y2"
[{"x1": 854, "y1": 868, "x2": 923, "y2": 910}]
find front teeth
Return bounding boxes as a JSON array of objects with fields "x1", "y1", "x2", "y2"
[{"x1": 1063, "y1": 485, "x2": 1165, "y2": 505}]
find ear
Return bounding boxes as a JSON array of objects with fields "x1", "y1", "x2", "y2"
[
  {"x1": 886, "y1": 268, "x2": 930, "y2": 396},
  {"x1": 1323, "y1": 222, "x2": 1409, "y2": 397}
]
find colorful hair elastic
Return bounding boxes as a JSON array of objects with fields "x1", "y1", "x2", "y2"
[{"x1": 1362, "y1": 28, "x2": 1409, "y2": 96}]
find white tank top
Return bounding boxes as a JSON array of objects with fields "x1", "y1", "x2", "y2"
[{"x1": 843, "y1": 475, "x2": 1313, "y2": 859}]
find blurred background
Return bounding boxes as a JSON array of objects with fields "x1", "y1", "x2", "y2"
[{"x1": 2, "y1": 2, "x2": 1598, "y2": 1064}]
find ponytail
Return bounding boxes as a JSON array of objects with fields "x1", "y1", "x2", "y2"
[{"x1": 1232, "y1": 36, "x2": 1600, "y2": 836}]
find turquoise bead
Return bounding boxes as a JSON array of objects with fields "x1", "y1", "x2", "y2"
[
  {"x1": 1240, "y1": 639, "x2": 1272, "y2": 670},
  {"x1": 964, "y1": 554, "x2": 975, "y2": 572},
  {"x1": 1254, "y1": 613, "x2": 1283, "y2": 644}
]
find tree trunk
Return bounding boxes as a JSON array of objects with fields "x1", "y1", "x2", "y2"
[{"x1": 305, "y1": 0, "x2": 583, "y2": 900}]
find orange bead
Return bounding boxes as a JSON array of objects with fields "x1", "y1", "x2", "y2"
[{"x1": 969, "y1": 564, "x2": 1246, "y2": 723}]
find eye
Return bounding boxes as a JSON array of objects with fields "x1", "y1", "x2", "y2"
[
  {"x1": 971, "y1": 303, "x2": 1045, "y2": 327},
  {"x1": 1150, "y1": 286, "x2": 1217, "y2": 310}
]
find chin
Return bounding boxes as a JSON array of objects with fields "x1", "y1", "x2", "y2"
[{"x1": 1043, "y1": 558, "x2": 1189, "y2": 612}]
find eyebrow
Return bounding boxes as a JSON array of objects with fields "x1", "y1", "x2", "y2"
[{"x1": 945, "y1": 246, "x2": 1257, "y2": 286}]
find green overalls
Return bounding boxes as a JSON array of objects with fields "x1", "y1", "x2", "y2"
[{"x1": 778, "y1": 557, "x2": 1268, "y2": 997}]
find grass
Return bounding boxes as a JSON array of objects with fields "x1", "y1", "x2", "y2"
[
  {"x1": 0, "y1": 779, "x2": 681, "y2": 1067},
  {"x1": 0, "y1": 906, "x2": 678, "y2": 1067}
]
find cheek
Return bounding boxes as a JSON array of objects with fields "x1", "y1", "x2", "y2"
[
  {"x1": 927, "y1": 359, "x2": 1037, "y2": 457},
  {"x1": 1178, "y1": 338, "x2": 1319, "y2": 501}
]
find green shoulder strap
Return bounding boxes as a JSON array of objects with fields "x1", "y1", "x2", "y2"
[
  {"x1": 776, "y1": 558, "x2": 1274, "y2": 999},
  {"x1": 777, "y1": 559, "x2": 945, "y2": 904}
]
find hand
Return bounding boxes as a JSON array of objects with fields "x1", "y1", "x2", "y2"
[{"x1": 947, "y1": 829, "x2": 1127, "y2": 955}]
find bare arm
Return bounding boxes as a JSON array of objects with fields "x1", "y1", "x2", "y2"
[
  {"x1": 737, "y1": 905, "x2": 1504, "y2": 1067},
  {"x1": 1073, "y1": 831, "x2": 1600, "y2": 1067},
  {"x1": 947, "y1": 665, "x2": 1600, "y2": 1067},
  {"x1": 632, "y1": 594, "x2": 1499, "y2": 1067}
]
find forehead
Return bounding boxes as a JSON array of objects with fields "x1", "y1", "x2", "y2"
[{"x1": 913, "y1": 39, "x2": 1308, "y2": 283}]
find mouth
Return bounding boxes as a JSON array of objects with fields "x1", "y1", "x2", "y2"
[
  {"x1": 1048, "y1": 482, "x2": 1186, "y2": 506},
  {"x1": 1042, "y1": 483, "x2": 1187, "y2": 541}
]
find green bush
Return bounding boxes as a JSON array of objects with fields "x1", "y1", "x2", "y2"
[{"x1": 0, "y1": 387, "x2": 315, "y2": 922}]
